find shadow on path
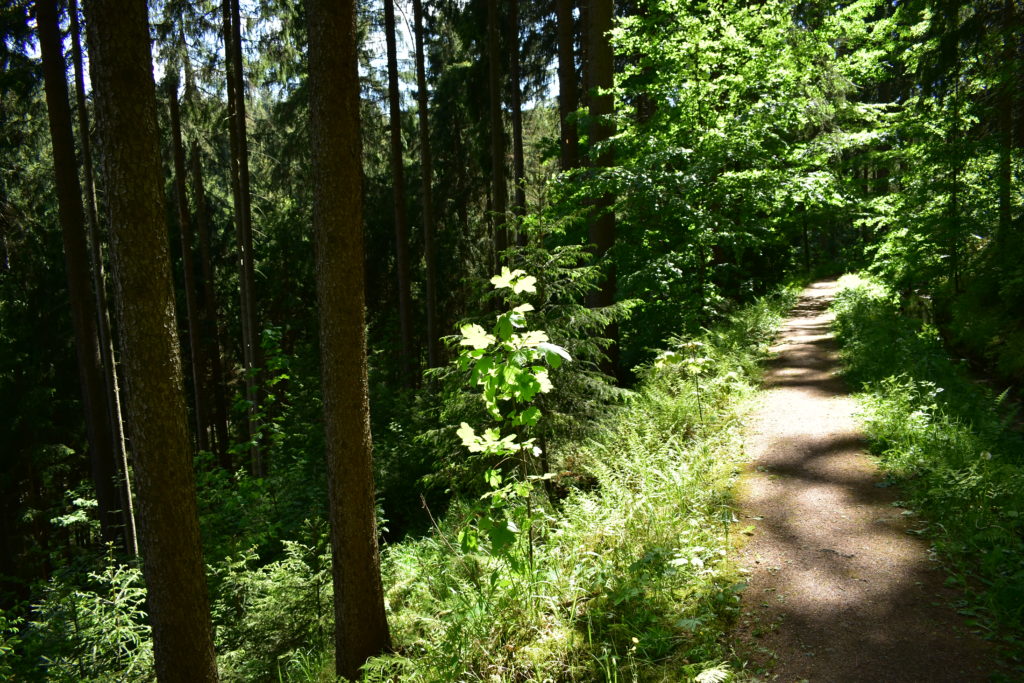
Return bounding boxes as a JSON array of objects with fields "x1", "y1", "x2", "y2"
[{"x1": 732, "y1": 281, "x2": 995, "y2": 682}]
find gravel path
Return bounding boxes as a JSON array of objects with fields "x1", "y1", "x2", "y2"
[{"x1": 732, "y1": 281, "x2": 995, "y2": 682}]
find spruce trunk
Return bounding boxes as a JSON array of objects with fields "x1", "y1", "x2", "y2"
[
  {"x1": 509, "y1": 0, "x2": 526, "y2": 233},
  {"x1": 191, "y1": 143, "x2": 232, "y2": 468},
  {"x1": 384, "y1": 0, "x2": 416, "y2": 384},
  {"x1": 487, "y1": 0, "x2": 508, "y2": 263},
  {"x1": 37, "y1": 0, "x2": 121, "y2": 547},
  {"x1": 555, "y1": 0, "x2": 579, "y2": 171},
  {"x1": 585, "y1": 0, "x2": 618, "y2": 375},
  {"x1": 167, "y1": 77, "x2": 209, "y2": 453},
  {"x1": 223, "y1": 0, "x2": 261, "y2": 475},
  {"x1": 307, "y1": 0, "x2": 392, "y2": 676},
  {"x1": 413, "y1": 0, "x2": 441, "y2": 368},
  {"x1": 83, "y1": 0, "x2": 219, "y2": 678}
]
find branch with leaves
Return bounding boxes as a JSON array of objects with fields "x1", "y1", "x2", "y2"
[{"x1": 454, "y1": 268, "x2": 571, "y2": 572}]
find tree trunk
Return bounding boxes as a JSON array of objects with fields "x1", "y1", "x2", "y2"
[
  {"x1": 948, "y1": 62, "x2": 962, "y2": 293},
  {"x1": 585, "y1": 0, "x2": 618, "y2": 375},
  {"x1": 555, "y1": 0, "x2": 579, "y2": 171},
  {"x1": 996, "y1": 0, "x2": 1014, "y2": 254},
  {"x1": 509, "y1": 0, "x2": 526, "y2": 241},
  {"x1": 801, "y1": 205, "x2": 811, "y2": 273},
  {"x1": 69, "y1": 0, "x2": 137, "y2": 555},
  {"x1": 413, "y1": 0, "x2": 441, "y2": 368},
  {"x1": 306, "y1": 0, "x2": 392, "y2": 677},
  {"x1": 580, "y1": 2, "x2": 590, "y2": 109},
  {"x1": 83, "y1": 0, "x2": 219, "y2": 679},
  {"x1": 167, "y1": 75, "x2": 209, "y2": 453},
  {"x1": 223, "y1": 0, "x2": 261, "y2": 475},
  {"x1": 190, "y1": 143, "x2": 232, "y2": 469},
  {"x1": 487, "y1": 0, "x2": 508, "y2": 264},
  {"x1": 37, "y1": 0, "x2": 121, "y2": 548},
  {"x1": 384, "y1": 0, "x2": 416, "y2": 385}
]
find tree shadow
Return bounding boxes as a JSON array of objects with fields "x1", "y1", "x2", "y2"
[{"x1": 733, "y1": 285, "x2": 997, "y2": 682}]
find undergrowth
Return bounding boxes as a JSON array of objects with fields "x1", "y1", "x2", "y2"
[
  {"x1": 832, "y1": 274, "x2": 1024, "y2": 666},
  {"x1": 10, "y1": 290, "x2": 794, "y2": 682},
  {"x1": 359, "y1": 288, "x2": 795, "y2": 682}
]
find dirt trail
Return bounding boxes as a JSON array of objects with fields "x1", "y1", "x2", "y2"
[{"x1": 733, "y1": 281, "x2": 994, "y2": 682}]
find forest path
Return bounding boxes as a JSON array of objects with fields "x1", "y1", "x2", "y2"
[{"x1": 731, "y1": 280, "x2": 994, "y2": 682}]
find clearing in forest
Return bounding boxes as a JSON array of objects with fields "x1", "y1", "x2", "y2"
[{"x1": 732, "y1": 281, "x2": 994, "y2": 682}]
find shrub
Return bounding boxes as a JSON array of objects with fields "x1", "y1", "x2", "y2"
[{"x1": 833, "y1": 274, "x2": 1024, "y2": 660}]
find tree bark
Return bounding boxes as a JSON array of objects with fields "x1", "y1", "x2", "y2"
[
  {"x1": 509, "y1": 0, "x2": 526, "y2": 236},
  {"x1": 68, "y1": 0, "x2": 137, "y2": 554},
  {"x1": 223, "y1": 0, "x2": 261, "y2": 475},
  {"x1": 580, "y1": 1, "x2": 590, "y2": 110},
  {"x1": 83, "y1": 0, "x2": 218, "y2": 679},
  {"x1": 996, "y1": 0, "x2": 1014, "y2": 254},
  {"x1": 585, "y1": 0, "x2": 618, "y2": 374},
  {"x1": 384, "y1": 0, "x2": 416, "y2": 384},
  {"x1": 487, "y1": 0, "x2": 508, "y2": 263},
  {"x1": 306, "y1": 0, "x2": 392, "y2": 677},
  {"x1": 413, "y1": 0, "x2": 441, "y2": 368},
  {"x1": 555, "y1": 0, "x2": 579, "y2": 171},
  {"x1": 167, "y1": 75, "x2": 209, "y2": 454},
  {"x1": 190, "y1": 143, "x2": 231, "y2": 468},
  {"x1": 37, "y1": 0, "x2": 121, "y2": 548}
]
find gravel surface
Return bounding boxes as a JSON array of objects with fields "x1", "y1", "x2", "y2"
[{"x1": 732, "y1": 281, "x2": 995, "y2": 682}]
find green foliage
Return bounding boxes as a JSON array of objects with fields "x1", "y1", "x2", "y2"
[
  {"x1": 211, "y1": 520, "x2": 333, "y2": 681},
  {"x1": 8, "y1": 0, "x2": 1022, "y2": 676},
  {"x1": 356, "y1": 291, "x2": 792, "y2": 681},
  {"x1": 21, "y1": 559, "x2": 153, "y2": 682},
  {"x1": 0, "y1": 608, "x2": 24, "y2": 681},
  {"x1": 418, "y1": 246, "x2": 629, "y2": 499},
  {"x1": 833, "y1": 275, "x2": 1024, "y2": 661},
  {"x1": 849, "y1": 0, "x2": 1024, "y2": 391},
  {"x1": 0, "y1": 53, "x2": 90, "y2": 599},
  {"x1": 197, "y1": 326, "x2": 328, "y2": 561},
  {"x1": 454, "y1": 269, "x2": 564, "y2": 575},
  {"x1": 596, "y1": 0, "x2": 872, "y2": 368}
]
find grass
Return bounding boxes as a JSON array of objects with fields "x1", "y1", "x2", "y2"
[
  {"x1": 831, "y1": 274, "x2": 1024, "y2": 669},
  {"x1": 14, "y1": 290, "x2": 795, "y2": 683},
  {"x1": 347, "y1": 290, "x2": 797, "y2": 682}
]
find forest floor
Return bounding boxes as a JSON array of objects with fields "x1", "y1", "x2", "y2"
[{"x1": 730, "y1": 280, "x2": 997, "y2": 682}]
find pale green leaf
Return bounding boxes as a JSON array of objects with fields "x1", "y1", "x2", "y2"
[
  {"x1": 535, "y1": 369, "x2": 553, "y2": 393},
  {"x1": 512, "y1": 275, "x2": 537, "y2": 294},
  {"x1": 459, "y1": 323, "x2": 495, "y2": 350},
  {"x1": 490, "y1": 266, "x2": 527, "y2": 289}
]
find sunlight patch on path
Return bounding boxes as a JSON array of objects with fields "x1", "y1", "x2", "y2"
[{"x1": 732, "y1": 280, "x2": 993, "y2": 682}]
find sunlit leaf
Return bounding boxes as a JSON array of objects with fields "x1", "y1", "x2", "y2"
[
  {"x1": 535, "y1": 369, "x2": 553, "y2": 393},
  {"x1": 490, "y1": 266, "x2": 527, "y2": 289},
  {"x1": 512, "y1": 275, "x2": 537, "y2": 294},
  {"x1": 459, "y1": 323, "x2": 495, "y2": 350}
]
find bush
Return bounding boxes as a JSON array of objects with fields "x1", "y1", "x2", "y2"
[
  {"x1": 22, "y1": 559, "x2": 153, "y2": 682},
  {"x1": 833, "y1": 274, "x2": 1024, "y2": 661},
  {"x1": 358, "y1": 289, "x2": 795, "y2": 682}
]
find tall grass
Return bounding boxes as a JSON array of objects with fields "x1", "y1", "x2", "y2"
[
  {"x1": 832, "y1": 274, "x2": 1024, "y2": 664},
  {"x1": 355, "y1": 290, "x2": 795, "y2": 682},
  {"x1": 13, "y1": 292, "x2": 794, "y2": 682}
]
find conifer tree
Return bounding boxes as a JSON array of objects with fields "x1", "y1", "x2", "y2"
[
  {"x1": 36, "y1": 0, "x2": 120, "y2": 546},
  {"x1": 83, "y1": 0, "x2": 219, "y2": 678},
  {"x1": 385, "y1": 0, "x2": 416, "y2": 383},
  {"x1": 307, "y1": 0, "x2": 392, "y2": 676},
  {"x1": 413, "y1": 0, "x2": 442, "y2": 367}
]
